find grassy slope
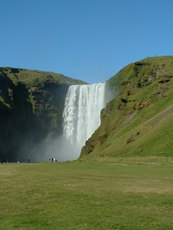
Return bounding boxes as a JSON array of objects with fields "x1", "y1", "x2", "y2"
[
  {"x1": 81, "y1": 56, "x2": 173, "y2": 159},
  {"x1": 0, "y1": 67, "x2": 84, "y2": 109},
  {"x1": 0, "y1": 67, "x2": 83, "y2": 86},
  {"x1": 0, "y1": 160, "x2": 173, "y2": 229}
]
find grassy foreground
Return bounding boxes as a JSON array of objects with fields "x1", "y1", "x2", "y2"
[{"x1": 0, "y1": 158, "x2": 173, "y2": 229}]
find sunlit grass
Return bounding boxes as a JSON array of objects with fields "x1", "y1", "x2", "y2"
[{"x1": 0, "y1": 159, "x2": 173, "y2": 229}]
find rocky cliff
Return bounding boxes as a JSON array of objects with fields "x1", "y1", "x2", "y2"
[{"x1": 0, "y1": 67, "x2": 84, "y2": 162}]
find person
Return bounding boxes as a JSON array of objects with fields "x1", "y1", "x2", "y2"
[{"x1": 28, "y1": 158, "x2": 31, "y2": 163}]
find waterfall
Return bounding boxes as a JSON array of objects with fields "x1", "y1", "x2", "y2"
[{"x1": 62, "y1": 83, "x2": 106, "y2": 160}]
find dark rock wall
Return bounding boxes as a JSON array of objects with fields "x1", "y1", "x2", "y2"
[{"x1": 0, "y1": 68, "x2": 80, "y2": 162}]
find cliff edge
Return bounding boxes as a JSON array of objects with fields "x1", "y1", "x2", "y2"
[{"x1": 81, "y1": 56, "x2": 173, "y2": 159}]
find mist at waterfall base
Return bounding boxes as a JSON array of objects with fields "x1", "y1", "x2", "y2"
[
  {"x1": 27, "y1": 82, "x2": 114, "y2": 162},
  {"x1": 28, "y1": 134, "x2": 79, "y2": 162}
]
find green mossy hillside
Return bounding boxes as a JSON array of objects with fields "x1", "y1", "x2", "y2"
[{"x1": 81, "y1": 56, "x2": 173, "y2": 158}]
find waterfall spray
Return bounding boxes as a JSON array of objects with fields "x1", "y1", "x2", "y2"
[{"x1": 62, "y1": 83, "x2": 106, "y2": 160}]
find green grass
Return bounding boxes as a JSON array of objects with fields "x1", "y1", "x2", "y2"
[
  {"x1": 1, "y1": 159, "x2": 173, "y2": 229},
  {"x1": 0, "y1": 67, "x2": 84, "y2": 87}
]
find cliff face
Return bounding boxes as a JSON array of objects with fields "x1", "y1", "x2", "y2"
[
  {"x1": 2, "y1": 56, "x2": 173, "y2": 162},
  {"x1": 0, "y1": 67, "x2": 84, "y2": 162},
  {"x1": 81, "y1": 56, "x2": 173, "y2": 159}
]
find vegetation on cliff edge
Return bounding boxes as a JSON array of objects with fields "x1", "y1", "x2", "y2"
[{"x1": 81, "y1": 56, "x2": 173, "y2": 158}]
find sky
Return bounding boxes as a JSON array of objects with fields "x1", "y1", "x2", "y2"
[{"x1": 0, "y1": 0, "x2": 173, "y2": 83}]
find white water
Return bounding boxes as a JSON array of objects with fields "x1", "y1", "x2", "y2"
[{"x1": 62, "y1": 83, "x2": 106, "y2": 160}]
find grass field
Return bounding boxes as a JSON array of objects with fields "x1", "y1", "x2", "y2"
[{"x1": 0, "y1": 158, "x2": 173, "y2": 230}]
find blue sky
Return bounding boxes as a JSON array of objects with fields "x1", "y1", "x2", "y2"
[{"x1": 0, "y1": 0, "x2": 173, "y2": 83}]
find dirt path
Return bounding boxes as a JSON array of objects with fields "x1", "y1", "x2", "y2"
[{"x1": 146, "y1": 104, "x2": 173, "y2": 126}]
